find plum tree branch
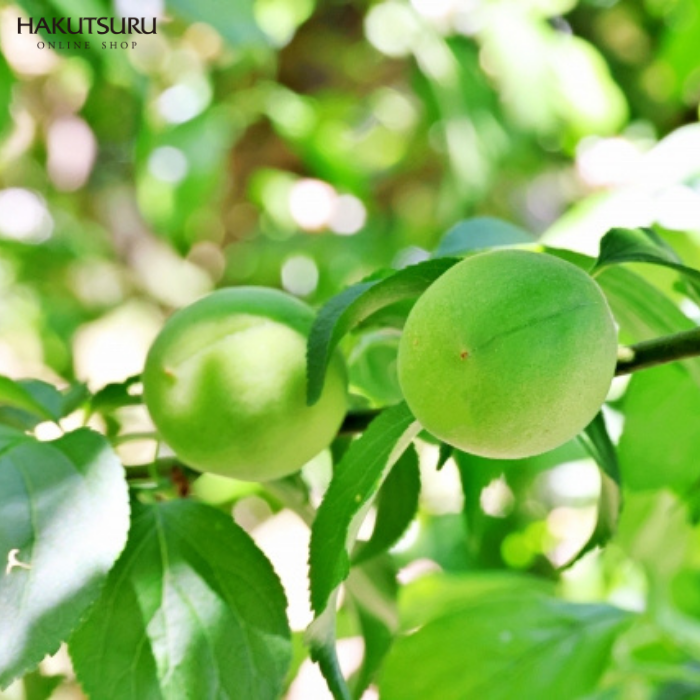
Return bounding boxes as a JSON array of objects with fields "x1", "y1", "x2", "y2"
[{"x1": 615, "y1": 327, "x2": 700, "y2": 377}]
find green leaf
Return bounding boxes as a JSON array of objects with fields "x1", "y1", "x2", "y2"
[
  {"x1": 0, "y1": 376, "x2": 56, "y2": 423},
  {"x1": 346, "y1": 559, "x2": 398, "y2": 699},
  {"x1": 307, "y1": 258, "x2": 458, "y2": 404},
  {"x1": 0, "y1": 429, "x2": 129, "y2": 687},
  {"x1": 562, "y1": 413, "x2": 622, "y2": 569},
  {"x1": 618, "y1": 364, "x2": 700, "y2": 493},
  {"x1": 353, "y1": 445, "x2": 420, "y2": 565},
  {"x1": 379, "y1": 573, "x2": 632, "y2": 700},
  {"x1": 598, "y1": 266, "x2": 700, "y2": 388},
  {"x1": 23, "y1": 669, "x2": 64, "y2": 700},
  {"x1": 434, "y1": 217, "x2": 533, "y2": 258},
  {"x1": 580, "y1": 411, "x2": 620, "y2": 486},
  {"x1": 90, "y1": 374, "x2": 142, "y2": 415},
  {"x1": 166, "y1": 0, "x2": 268, "y2": 48},
  {"x1": 593, "y1": 227, "x2": 700, "y2": 294},
  {"x1": 70, "y1": 499, "x2": 291, "y2": 700},
  {"x1": 307, "y1": 403, "x2": 420, "y2": 700}
]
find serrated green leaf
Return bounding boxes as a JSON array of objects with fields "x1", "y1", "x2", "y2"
[
  {"x1": 0, "y1": 429, "x2": 129, "y2": 688},
  {"x1": 434, "y1": 217, "x2": 533, "y2": 258},
  {"x1": 379, "y1": 573, "x2": 632, "y2": 700},
  {"x1": 353, "y1": 445, "x2": 420, "y2": 565},
  {"x1": 619, "y1": 364, "x2": 700, "y2": 493},
  {"x1": 594, "y1": 227, "x2": 700, "y2": 294},
  {"x1": 307, "y1": 259, "x2": 458, "y2": 404},
  {"x1": 70, "y1": 499, "x2": 291, "y2": 700},
  {"x1": 307, "y1": 402, "x2": 420, "y2": 700}
]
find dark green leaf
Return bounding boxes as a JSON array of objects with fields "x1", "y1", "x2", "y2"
[
  {"x1": 90, "y1": 374, "x2": 142, "y2": 415},
  {"x1": 307, "y1": 259, "x2": 458, "y2": 404},
  {"x1": 434, "y1": 217, "x2": 533, "y2": 258},
  {"x1": 70, "y1": 500, "x2": 291, "y2": 700},
  {"x1": 380, "y1": 573, "x2": 632, "y2": 700},
  {"x1": 594, "y1": 227, "x2": 700, "y2": 294},
  {"x1": 0, "y1": 429, "x2": 129, "y2": 687},
  {"x1": 307, "y1": 403, "x2": 420, "y2": 700},
  {"x1": 353, "y1": 445, "x2": 420, "y2": 565},
  {"x1": 580, "y1": 411, "x2": 620, "y2": 486},
  {"x1": 23, "y1": 669, "x2": 64, "y2": 700}
]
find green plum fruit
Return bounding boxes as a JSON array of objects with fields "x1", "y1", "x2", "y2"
[
  {"x1": 397, "y1": 249, "x2": 618, "y2": 459},
  {"x1": 143, "y1": 287, "x2": 347, "y2": 481}
]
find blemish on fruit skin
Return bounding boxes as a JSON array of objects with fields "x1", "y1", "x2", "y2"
[{"x1": 460, "y1": 350, "x2": 469, "y2": 360}]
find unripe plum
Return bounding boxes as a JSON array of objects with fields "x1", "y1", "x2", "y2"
[
  {"x1": 397, "y1": 250, "x2": 617, "y2": 459},
  {"x1": 143, "y1": 287, "x2": 347, "y2": 481}
]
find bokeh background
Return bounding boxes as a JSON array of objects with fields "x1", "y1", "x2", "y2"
[{"x1": 3, "y1": 0, "x2": 700, "y2": 697}]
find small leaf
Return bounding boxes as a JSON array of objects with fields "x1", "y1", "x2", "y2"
[
  {"x1": 593, "y1": 227, "x2": 700, "y2": 294},
  {"x1": 0, "y1": 429, "x2": 130, "y2": 687},
  {"x1": 307, "y1": 259, "x2": 458, "y2": 404},
  {"x1": 23, "y1": 669, "x2": 64, "y2": 700},
  {"x1": 70, "y1": 500, "x2": 291, "y2": 700},
  {"x1": 90, "y1": 374, "x2": 142, "y2": 415},
  {"x1": 579, "y1": 411, "x2": 620, "y2": 486},
  {"x1": 434, "y1": 217, "x2": 533, "y2": 258},
  {"x1": 379, "y1": 573, "x2": 633, "y2": 700},
  {"x1": 436, "y1": 442, "x2": 453, "y2": 471},
  {"x1": 307, "y1": 403, "x2": 421, "y2": 700},
  {"x1": 353, "y1": 445, "x2": 420, "y2": 565}
]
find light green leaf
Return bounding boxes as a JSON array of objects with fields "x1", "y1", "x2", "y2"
[
  {"x1": 598, "y1": 266, "x2": 700, "y2": 387},
  {"x1": 0, "y1": 429, "x2": 129, "y2": 688},
  {"x1": 353, "y1": 445, "x2": 420, "y2": 565},
  {"x1": 307, "y1": 403, "x2": 420, "y2": 700},
  {"x1": 380, "y1": 573, "x2": 632, "y2": 700},
  {"x1": 433, "y1": 217, "x2": 533, "y2": 258},
  {"x1": 307, "y1": 259, "x2": 458, "y2": 404},
  {"x1": 618, "y1": 364, "x2": 700, "y2": 493},
  {"x1": 70, "y1": 499, "x2": 291, "y2": 700}
]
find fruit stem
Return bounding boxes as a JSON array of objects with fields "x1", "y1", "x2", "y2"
[{"x1": 616, "y1": 326, "x2": 700, "y2": 377}]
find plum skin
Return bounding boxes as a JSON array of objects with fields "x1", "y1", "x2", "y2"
[
  {"x1": 397, "y1": 250, "x2": 618, "y2": 459},
  {"x1": 143, "y1": 287, "x2": 348, "y2": 481}
]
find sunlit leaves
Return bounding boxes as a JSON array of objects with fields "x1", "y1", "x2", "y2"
[
  {"x1": 380, "y1": 574, "x2": 632, "y2": 700},
  {"x1": 0, "y1": 429, "x2": 129, "y2": 687},
  {"x1": 70, "y1": 500, "x2": 291, "y2": 700}
]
